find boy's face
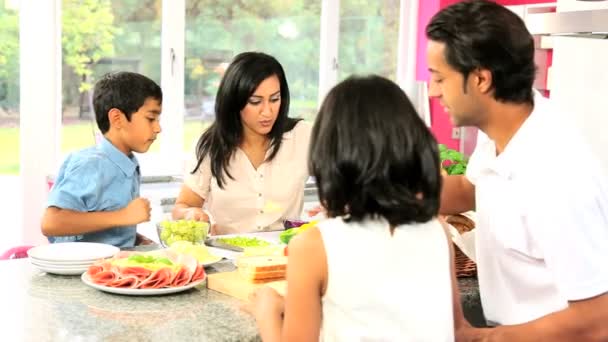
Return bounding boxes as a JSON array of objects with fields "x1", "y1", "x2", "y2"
[{"x1": 118, "y1": 98, "x2": 162, "y2": 154}]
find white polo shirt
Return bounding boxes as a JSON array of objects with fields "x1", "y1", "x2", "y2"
[
  {"x1": 467, "y1": 93, "x2": 608, "y2": 325},
  {"x1": 184, "y1": 121, "x2": 311, "y2": 235}
]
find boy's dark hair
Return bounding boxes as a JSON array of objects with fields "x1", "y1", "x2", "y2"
[
  {"x1": 192, "y1": 51, "x2": 301, "y2": 188},
  {"x1": 310, "y1": 75, "x2": 441, "y2": 226},
  {"x1": 93, "y1": 71, "x2": 163, "y2": 133},
  {"x1": 426, "y1": 0, "x2": 536, "y2": 104}
]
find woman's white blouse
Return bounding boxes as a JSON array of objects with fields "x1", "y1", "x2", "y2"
[{"x1": 184, "y1": 121, "x2": 312, "y2": 234}]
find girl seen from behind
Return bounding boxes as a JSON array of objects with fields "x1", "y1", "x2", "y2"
[{"x1": 246, "y1": 75, "x2": 464, "y2": 341}]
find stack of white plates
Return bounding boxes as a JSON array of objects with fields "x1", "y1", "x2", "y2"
[{"x1": 27, "y1": 242, "x2": 120, "y2": 275}]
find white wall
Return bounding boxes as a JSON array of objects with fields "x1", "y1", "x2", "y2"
[
  {"x1": 558, "y1": 0, "x2": 608, "y2": 11},
  {"x1": 549, "y1": 1, "x2": 608, "y2": 174},
  {"x1": 550, "y1": 36, "x2": 608, "y2": 175},
  {"x1": 19, "y1": 0, "x2": 61, "y2": 247}
]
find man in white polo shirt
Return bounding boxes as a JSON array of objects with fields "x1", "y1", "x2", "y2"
[{"x1": 427, "y1": 1, "x2": 608, "y2": 340}]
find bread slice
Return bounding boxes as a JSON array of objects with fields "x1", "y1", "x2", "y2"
[
  {"x1": 237, "y1": 256, "x2": 287, "y2": 283},
  {"x1": 239, "y1": 269, "x2": 286, "y2": 281},
  {"x1": 237, "y1": 256, "x2": 287, "y2": 273},
  {"x1": 250, "y1": 276, "x2": 285, "y2": 284}
]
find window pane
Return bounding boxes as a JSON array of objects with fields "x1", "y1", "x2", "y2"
[
  {"x1": 339, "y1": 0, "x2": 399, "y2": 81},
  {"x1": 61, "y1": 0, "x2": 161, "y2": 153},
  {"x1": 184, "y1": 1, "x2": 321, "y2": 152},
  {"x1": 0, "y1": 0, "x2": 19, "y2": 175}
]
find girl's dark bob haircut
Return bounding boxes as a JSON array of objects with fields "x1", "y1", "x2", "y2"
[{"x1": 309, "y1": 75, "x2": 441, "y2": 226}]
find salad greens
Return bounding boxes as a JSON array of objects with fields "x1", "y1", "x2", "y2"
[
  {"x1": 127, "y1": 254, "x2": 173, "y2": 265},
  {"x1": 279, "y1": 221, "x2": 318, "y2": 244},
  {"x1": 216, "y1": 236, "x2": 271, "y2": 248},
  {"x1": 439, "y1": 144, "x2": 468, "y2": 175},
  {"x1": 112, "y1": 254, "x2": 176, "y2": 271}
]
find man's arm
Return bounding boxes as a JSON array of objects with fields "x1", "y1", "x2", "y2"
[
  {"x1": 440, "y1": 175, "x2": 476, "y2": 215},
  {"x1": 488, "y1": 293, "x2": 608, "y2": 341},
  {"x1": 41, "y1": 197, "x2": 151, "y2": 236}
]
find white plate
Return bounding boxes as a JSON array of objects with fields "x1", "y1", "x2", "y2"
[
  {"x1": 29, "y1": 256, "x2": 98, "y2": 266},
  {"x1": 33, "y1": 264, "x2": 88, "y2": 275},
  {"x1": 30, "y1": 259, "x2": 93, "y2": 269},
  {"x1": 81, "y1": 272, "x2": 206, "y2": 296},
  {"x1": 29, "y1": 256, "x2": 96, "y2": 267},
  {"x1": 200, "y1": 256, "x2": 223, "y2": 267},
  {"x1": 28, "y1": 242, "x2": 119, "y2": 262}
]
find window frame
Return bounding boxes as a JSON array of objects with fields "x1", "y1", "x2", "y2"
[{"x1": 19, "y1": 0, "x2": 419, "y2": 245}]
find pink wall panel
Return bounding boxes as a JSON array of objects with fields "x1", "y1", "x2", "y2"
[{"x1": 416, "y1": 0, "x2": 458, "y2": 150}]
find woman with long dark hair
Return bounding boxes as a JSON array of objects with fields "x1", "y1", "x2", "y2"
[{"x1": 172, "y1": 52, "x2": 311, "y2": 235}]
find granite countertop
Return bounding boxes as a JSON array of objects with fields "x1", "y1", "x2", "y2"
[
  {"x1": 0, "y1": 242, "x2": 484, "y2": 341},
  {"x1": 459, "y1": 276, "x2": 486, "y2": 327},
  {"x1": 0, "y1": 259, "x2": 262, "y2": 342}
]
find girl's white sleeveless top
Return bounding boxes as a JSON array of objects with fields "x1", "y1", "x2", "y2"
[{"x1": 318, "y1": 217, "x2": 454, "y2": 342}]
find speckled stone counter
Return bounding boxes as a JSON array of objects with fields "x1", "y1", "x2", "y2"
[
  {"x1": 0, "y1": 259, "x2": 261, "y2": 342},
  {"x1": 0, "y1": 255, "x2": 484, "y2": 341},
  {"x1": 458, "y1": 276, "x2": 486, "y2": 327}
]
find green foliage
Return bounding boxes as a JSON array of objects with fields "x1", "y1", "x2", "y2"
[
  {"x1": 0, "y1": 2, "x2": 19, "y2": 107},
  {"x1": 0, "y1": 0, "x2": 404, "y2": 174},
  {"x1": 439, "y1": 144, "x2": 468, "y2": 175},
  {"x1": 0, "y1": 0, "x2": 397, "y2": 115},
  {"x1": 183, "y1": 0, "x2": 397, "y2": 117},
  {"x1": 0, "y1": 7, "x2": 18, "y2": 80},
  {"x1": 62, "y1": 0, "x2": 118, "y2": 92}
]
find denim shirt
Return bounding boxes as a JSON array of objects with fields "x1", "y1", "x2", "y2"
[{"x1": 47, "y1": 137, "x2": 140, "y2": 247}]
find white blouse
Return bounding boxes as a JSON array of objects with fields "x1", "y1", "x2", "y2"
[
  {"x1": 184, "y1": 121, "x2": 311, "y2": 235},
  {"x1": 318, "y1": 217, "x2": 454, "y2": 341}
]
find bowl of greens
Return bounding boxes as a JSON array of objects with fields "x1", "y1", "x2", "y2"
[{"x1": 156, "y1": 220, "x2": 210, "y2": 248}]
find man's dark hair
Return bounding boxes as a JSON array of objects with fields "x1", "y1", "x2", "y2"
[
  {"x1": 309, "y1": 75, "x2": 441, "y2": 226},
  {"x1": 192, "y1": 51, "x2": 301, "y2": 188},
  {"x1": 426, "y1": 0, "x2": 536, "y2": 104},
  {"x1": 93, "y1": 71, "x2": 163, "y2": 133}
]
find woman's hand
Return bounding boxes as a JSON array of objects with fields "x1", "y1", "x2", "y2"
[
  {"x1": 307, "y1": 205, "x2": 325, "y2": 218},
  {"x1": 184, "y1": 208, "x2": 209, "y2": 222}
]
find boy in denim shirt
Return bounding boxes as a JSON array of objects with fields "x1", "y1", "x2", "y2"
[{"x1": 41, "y1": 72, "x2": 162, "y2": 248}]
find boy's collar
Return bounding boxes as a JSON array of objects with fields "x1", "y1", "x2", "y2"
[{"x1": 99, "y1": 137, "x2": 139, "y2": 177}]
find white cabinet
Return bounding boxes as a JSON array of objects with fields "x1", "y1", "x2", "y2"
[
  {"x1": 558, "y1": 0, "x2": 608, "y2": 12},
  {"x1": 550, "y1": 36, "x2": 608, "y2": 175}
]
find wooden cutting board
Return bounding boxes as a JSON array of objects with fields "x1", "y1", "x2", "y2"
[{"x1": 207, "y1": 271, "x2": 286, "y2": 301}]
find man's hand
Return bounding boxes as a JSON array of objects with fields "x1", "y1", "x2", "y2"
[
  {"x1": 135, "y1": 233, "x2": 155, "y2": 246},
  {"x1": 122, "y1": 197, "x2": 151, "y2": 225},
  {"x1": 456, "y1": 325, "x2": 493, "y2": 342}
]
